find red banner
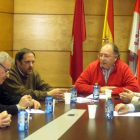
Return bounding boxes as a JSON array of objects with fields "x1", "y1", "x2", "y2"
[{"x1": 70, "y1": 0, "x2": 86, "y2": 84}]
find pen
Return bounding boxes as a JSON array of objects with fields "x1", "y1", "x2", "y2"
[
  {"x1": 27, "y1": 93, "x2": 33, "y2": 120},
  {"x1": 28, "y1": 93, "x2": 31, "y2": 111},
  {"x1": 29, "y1": 106, "x2": 31, "y2": 111},
  {"x1": 114, "y1": 97, "x2": 121, "y2": 100}
]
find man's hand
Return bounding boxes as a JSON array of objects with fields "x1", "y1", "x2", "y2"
[
  {"x1": 0, "y1": 111, "x2": 11, "y2": 128},
  {"x1": 18, "y1": 95, "x2": 32, "y2": 108},
  {"x1": 30, "y1": 99, "x2": 41, "y2": 110},
  {"x1": 47, "y1": 88, "x2": 68, "y2": 99},
  {"x1": 100, "y1": 86, "x2": 116, "y2": 94},
  {"x1": 115, "y1": 103, "x2": 129, "y2": 115},
  {"x1": 119, "y1": 89, "x2": 135, "y2": 103}
]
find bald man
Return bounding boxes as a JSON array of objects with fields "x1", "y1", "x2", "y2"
[{"x1": 75, "y1": 43, "x2": 140, "y2": 95}]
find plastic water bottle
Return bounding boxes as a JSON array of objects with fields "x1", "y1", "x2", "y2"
[
  {"x1": 45, "y1": 96, "x2": 53, "y2": 114},
  {"x1": 105, "y1": 97, "x2": 114, "y2": 119},
  {"x1": 93, "y1": 83, "x2": 100, "y2": 100},
  {"x1": 70, "y1": 85, "x2": 77, "y2": 102},
  {"x1": 18, "y1": 110, "x2": 28, "y2": 132}
]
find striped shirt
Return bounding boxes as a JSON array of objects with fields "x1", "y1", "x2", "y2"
[{"x1": 101, "y1": 65, "x2": 115, "y2": 85}]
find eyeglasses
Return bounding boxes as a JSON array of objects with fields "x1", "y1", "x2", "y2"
[
  {"x1": 0, "y1": 63, "x2": 10, "y2": 74},
  {"x1": 98, "y1": 53, "x2": 115, "y2": 59}
]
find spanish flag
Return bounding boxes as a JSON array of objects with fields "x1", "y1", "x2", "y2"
[
  {"x1": 102, "y1": 0, "x2": 114, "y2": 45},
  {"x1": 70, "y1": 0, "x2": 86, "y2": 84}
]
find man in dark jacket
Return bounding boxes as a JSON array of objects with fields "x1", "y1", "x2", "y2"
[
  {"x1": 3, "y1": 48, "x2": 67, "y2": 100},
  {"x1": 0, "y1": 51, "x2": 40, "y2": 128}
]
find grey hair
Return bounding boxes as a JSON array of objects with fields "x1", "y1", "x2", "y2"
[
  {"x1": 0, "y1": 51, "x2": 13, "y2": 64},
  {"x1": 101, "y1": 43, "x2": 120, "y2": 59}
]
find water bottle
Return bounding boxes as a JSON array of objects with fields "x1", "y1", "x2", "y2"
[
  {"x1": 93, "y1": 83, "x2": 100, "y2": 100},
  {"x1": 18, "y1": 110, "x2": 28, "y2": 132},
  {"x1": 105, "y1": 97, "x2": 114, "y2": 119},
  {"x1": 45, "y1": 96, "x2": 53, "y2": 114},
  {"x1": 70, "y1": 85, "x2": 77, "y2": 102}
]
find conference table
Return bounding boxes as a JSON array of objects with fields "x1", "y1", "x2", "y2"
[{"x1": 0, "y1": 96, "x2": 140, "y2": 140}]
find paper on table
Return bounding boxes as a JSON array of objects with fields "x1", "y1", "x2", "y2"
[
  {"x1": 26, "y1": 109, "x2": 45, "y2": 114},
  {"x1": 76, "y1": 97, "x2": 93, "y2": 103},
  {"x1": 86, "y1": 94, "x2": 106, "y2": 99},
  {"x1": 114, "y1": 111, "x2": 140, "y2": 117}
]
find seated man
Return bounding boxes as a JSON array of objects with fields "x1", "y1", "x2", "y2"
[
  {"x1": 75, "y1": 43, "x2": 140, "y2": 95},
  {"x1": 0, "y1": 85, "x2": 40, "y2": 115},
  {"x1": 0, "y1": 52, "x2": 40, "y2": 128},
  {"x1": 115, "y1": 102, "x2": 140, "y2": 114},
  {"x1": 119, "y1": 89, "x2": 140, "y2": 103},
  {"x1": 3, "y1": 48, "x2": 67, "y2": 100},
  {"x1": 0, "y1": 111, "x2": 11, "y2": 128}
]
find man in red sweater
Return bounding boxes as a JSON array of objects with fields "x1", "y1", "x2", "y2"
[{"x1": 75, "y1": 43, "x2": 140, "y2": 95}]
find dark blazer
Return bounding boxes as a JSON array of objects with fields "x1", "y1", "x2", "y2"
[{"x1": 0, "y1": 85, "x2": 21, "y2": 115}]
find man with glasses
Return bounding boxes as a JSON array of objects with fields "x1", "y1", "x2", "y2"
[
  {"x1": 3, "y1": 48, "x2": 67, "y2": 100},
  {"x1": 75, "y1": 43, "x2": 140, "y2": 95},
  {"x1": 0, "y1": 63, "x2": 10, "y2": 74},
  {"x1": 0, "y1": 52, "x2": 40, "y2": 128}
]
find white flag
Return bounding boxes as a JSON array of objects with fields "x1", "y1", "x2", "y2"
[{"x1": 128, "y1": 0, "x2": 140, "y2": 75}]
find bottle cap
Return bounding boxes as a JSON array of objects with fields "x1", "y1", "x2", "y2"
[
  {"x1": 17, "y1": 104, "x2": 26, "y2": 110},
  {"x1": 47, "y1": 91, "x2": 51, "y2": 96}
]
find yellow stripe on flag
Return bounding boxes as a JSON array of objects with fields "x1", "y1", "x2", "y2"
[{"x1": 102, "y1": 0, "x2": 114, "y2": 45}]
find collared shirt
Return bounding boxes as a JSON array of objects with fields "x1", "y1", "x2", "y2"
[
  {"x1": 131, "y1": 93, "x2": 140, "y2": 102},
  {"x1": 17, "y1": 67, "x2": 25, "y2": 76},
  {"x1": 16, "y1": 104, "x2": 21, "y2": 111},
  {"x1": 127, "y1": 104, "x2": 135, "y2": 112},
  {"x1": 101, "y1": 64, "x2": 115, "y2": 85},
  {"x1": 17, "y1": 67, "x2": 28, "y2": 77}
]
